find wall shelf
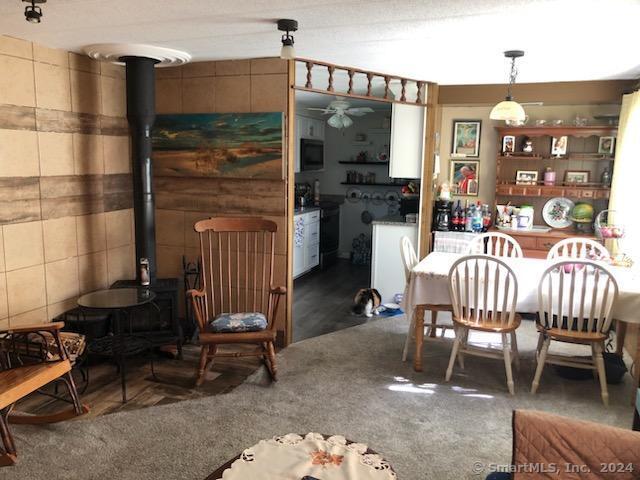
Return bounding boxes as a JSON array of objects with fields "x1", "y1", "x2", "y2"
[
  {"x1": 496, "y1": 125, "x2": 618, "y2": 138},
  {"x1": 340, "y1": 182, "x2": 401, "y2": 186},
  {"x1": 338, "y1": 161, "x2": 389, "y2": 165},
  {"x1": 495, "y1": 183, "x2": 610, "y2": 199},
  {"x1": 498, "y1": 154, "x2": 614, "y2": 162}
]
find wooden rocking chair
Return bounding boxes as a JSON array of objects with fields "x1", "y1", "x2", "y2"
[
  {"x1": 0, "y1": 322, "x2": 89, "y2": 466},
  {"x1": 188, "y1": 217, "x2": 286, "y2": 386}
]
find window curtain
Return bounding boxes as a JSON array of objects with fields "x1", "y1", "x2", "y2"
[{"x1": 608, "y1": 90, "x2": 640, "y2": 261}]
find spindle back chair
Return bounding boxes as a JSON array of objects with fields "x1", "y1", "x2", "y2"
[
  {"x1": 400, "y1": 236, "x2": 453, "y2": 364},
  {"x1": 546, "y1": 238, "x2": 610, "y2": 261},
  {"x1": 466, "y1": 232, "x2": 523, "y2": 258},
  {"x1": 188, "y1": 217, "x2": 286, "y2": 385},
  {"x1": 445, "y1": 255, "x2": 521, "y2": 394},
  {"x1": 531, "y1": 259, "x2": 619, "y2": 405}
]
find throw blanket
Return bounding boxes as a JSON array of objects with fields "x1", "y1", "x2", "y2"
[
  {"x1": 432, "y1": 231, "x2": 476, "y2": 253},
  {"x1": 512, "y1": 410, "x2": 640, "y2": 479}
]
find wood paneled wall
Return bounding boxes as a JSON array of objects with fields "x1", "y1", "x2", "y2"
[
  {"x1": 0, "y1": 35, "x2": 135, "y2": 329},
  {"x1": 153, "y1": 58, "x2": 291, "y2": 339}
]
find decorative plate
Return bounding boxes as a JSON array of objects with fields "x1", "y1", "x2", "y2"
[
  {"x1": 542, "y1": 197, "x2": 575, "y2": 229},
  {"x1": 371, "y1": 192, "x2": 384, "y2": 205},
  {"x1": 385, "y1": 191, "x2": 400, "y2": 205},
  {"x1": 361, "y1": 192, "x2": 372, "y2": 202},
  {"x1": 346, "y1": 188, "x2": 361, "y2": 203}
]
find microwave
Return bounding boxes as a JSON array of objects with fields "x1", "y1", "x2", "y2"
[{"x1": 300, "y1": 138, "x2": 324, "y2": 171}]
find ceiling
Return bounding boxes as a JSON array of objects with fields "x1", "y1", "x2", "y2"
[{"x1": 1, "y1": 0, "x2": 639, "y2": 85}]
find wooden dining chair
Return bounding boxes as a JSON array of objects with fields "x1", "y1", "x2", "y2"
[
  {"x1": 466, "y1": 232, "x2": 523, "y2": 258},
  {"x1": 400, "y1": 236, "x2": 419, "y2": 281},
  {"x1": 547, "y1": 238, "x2": 610, "y2": 261},
  {"x1": 445, "y1": 255, "x2": 521, "y2": 394},
  {"x1": 400, "y1": 237, "x2": 453, "y2": 364},
  {"x1": 531, "y1": 259, "x2": 619, "y2": 405},
  {"x1": 188, "y1": 217, "x2": 286, "y2": 386}
]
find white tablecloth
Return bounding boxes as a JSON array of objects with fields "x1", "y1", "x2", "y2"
[{"x1": 402, "y1": 252, "x2": 640, "y2": 325}]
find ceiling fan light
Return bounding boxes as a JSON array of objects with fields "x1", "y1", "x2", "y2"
[
  {"x1": 280, "y1": 43, "x2": 295, "y2": 60},
  {"x1": 327, "y1": 114, "x2": 343, "y2": 129},
  {"x1": 489, "y1": 99, "x2": 526, "y2": 122},
  {"x1": 341, "y1": 115, "x2": 353, "y2": 128}
]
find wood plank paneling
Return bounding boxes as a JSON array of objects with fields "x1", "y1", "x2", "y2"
[
  {"x1": 103, "y1": 173, "x2": 133, "y2": 211},
  {"x1": 0, "y1": 178, "x2": 41, "y2": 224},
  {"x1": 0, "y1": 104, "x2": 36, "y2": 130}
]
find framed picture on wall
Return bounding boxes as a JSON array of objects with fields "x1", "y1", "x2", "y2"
[
  {"x1": 451, "y1": 120, "x2": 481, "y2": 157},
  {"x1": 450, "y1": 160, "x2": 479, "y2": 196}
]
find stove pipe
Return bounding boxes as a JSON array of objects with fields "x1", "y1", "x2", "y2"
[{"x1": 122, "y1": 56, "x2": 159, "y2": 284}]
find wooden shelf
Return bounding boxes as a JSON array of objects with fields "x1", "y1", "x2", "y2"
[
  {"x1": 498, "y1": 154, "x2": 614, "y2": 162},
  {"x1": 341, "y1": 182, "x2": 401, "y2": 186},
  {"x1": 495, "y1": 183, "x2": 610, "y2": 199},
  {"x1": 338, "y1": 161, "x2": 389, "y2": 165},
  {"x1": 496, "y1": 125, "x2": 617, "y2": 138}
]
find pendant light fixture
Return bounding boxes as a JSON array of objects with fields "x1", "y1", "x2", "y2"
[
  {"x1": 23, "y1": 0, "x2": 46, "y2": 23},
  {"x1": 490, "y1": 50, "x2": 526, "y2": 122},
  {"x1": 277, "y1": 19, "x2": 298, "y2": 60}
]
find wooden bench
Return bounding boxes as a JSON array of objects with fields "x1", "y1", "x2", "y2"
[{"x1": 0, "y1": 322, "x2": 89, "y2": 466}]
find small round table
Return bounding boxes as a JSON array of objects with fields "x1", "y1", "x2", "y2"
[
  {"x1": 206, "y1": 433, "x2": 397, "y2": 480},
  {"x1": 77, "y1": 288, "x2": 156, "y2": 403}
]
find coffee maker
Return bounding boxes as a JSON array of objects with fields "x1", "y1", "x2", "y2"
[{"x1": 433, "y1": 200, "x2": 452, "y2": 231}]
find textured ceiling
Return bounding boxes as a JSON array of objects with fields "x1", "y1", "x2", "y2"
[{"x1": 1, "y1": 0, "x2": 639, "y2": 84}]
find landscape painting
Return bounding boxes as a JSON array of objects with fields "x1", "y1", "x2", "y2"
[{"x1": 152, "y1": 112, "x2": 283, "y2": 179}]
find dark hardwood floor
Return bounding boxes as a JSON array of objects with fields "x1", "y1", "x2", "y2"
[
  {"x1": 18, "y1": 259, "x2": 369, "y2": 418},
  {"x1": 292, "y1": 259, "x2": 371, "y2": 342},
  {"x1": 17, "y1": 344, "x2": 262, "y2": 419}
]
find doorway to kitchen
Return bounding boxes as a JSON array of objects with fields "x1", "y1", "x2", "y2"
[{"x1": 291, "y1": 89, "x2": 418, "y2": 342}]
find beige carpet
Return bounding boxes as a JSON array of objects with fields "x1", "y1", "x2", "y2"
[{"x1": 4, "y1": 316, "x2": 635, "y2": 479}]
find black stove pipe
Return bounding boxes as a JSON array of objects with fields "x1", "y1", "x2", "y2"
[{"x1": 122, "y1": 56, "x2": 159, "y2": 285}]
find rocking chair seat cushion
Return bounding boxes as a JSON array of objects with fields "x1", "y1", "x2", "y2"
[{"x1": 208, "y1": 312, "x2": 268, "y2": 333}]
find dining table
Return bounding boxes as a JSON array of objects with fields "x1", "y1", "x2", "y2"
[{"x1": 402, "y1": 252, "x2": 640, "y2": 375}]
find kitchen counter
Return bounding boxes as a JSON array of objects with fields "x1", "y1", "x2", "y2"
[
  {"x1": 371, "y1": 215, "x2": 416, "y2": 226},
  {"x1": 294, "y1": 206, "x2": 321, "y2": 215}
]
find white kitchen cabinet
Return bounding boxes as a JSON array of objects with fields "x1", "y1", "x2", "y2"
[
  {"x1": 294, "y1": 115, "x2": 325, "y2": 173},
  {"x1": 389, "y1": 103, "x2": 425, "y2": 179},
  {"x1": 371, "y1": 220, "x2": 418, "y2": 303},
  {"x1": 293, "y1": 209, "x2": 321, "y2": 278}
]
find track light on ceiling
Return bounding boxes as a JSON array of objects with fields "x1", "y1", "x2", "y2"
[
  {"x1": 490, "y1": 50, "x2": 526, "y2": 122},
  {"x1": 23, "y1": 0, "x2": 45, "y2": 23},
  {"x1": 277, "y1": 19, "x2": 298, "y2": 60}
]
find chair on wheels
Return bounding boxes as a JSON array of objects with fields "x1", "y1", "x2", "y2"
[
  {"x1": 188, "y1": 217, "x2": 286, "y2": 386},
  {"x1": 531, "y1": 259, "x2": 618, "y2": 405},
  {"x1": 466, "y1": 232, "x2": 523, "y2": 258},
  {"x1": 445, "y1": 255, "x2": 521, "y2": 394},
  {"x1": 0, "y1": 322, "x2": 89, "y2": 466},
  {"x1": 400, "y1": 237, "x2": 452, "y2": 363},
  {"x1": 546, "y1": 237, "x2": 610, "y2": 261}
]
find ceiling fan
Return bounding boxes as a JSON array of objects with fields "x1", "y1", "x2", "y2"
[{"x1": 307, "y1": 99, "x2": 374, "y2": 129}]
